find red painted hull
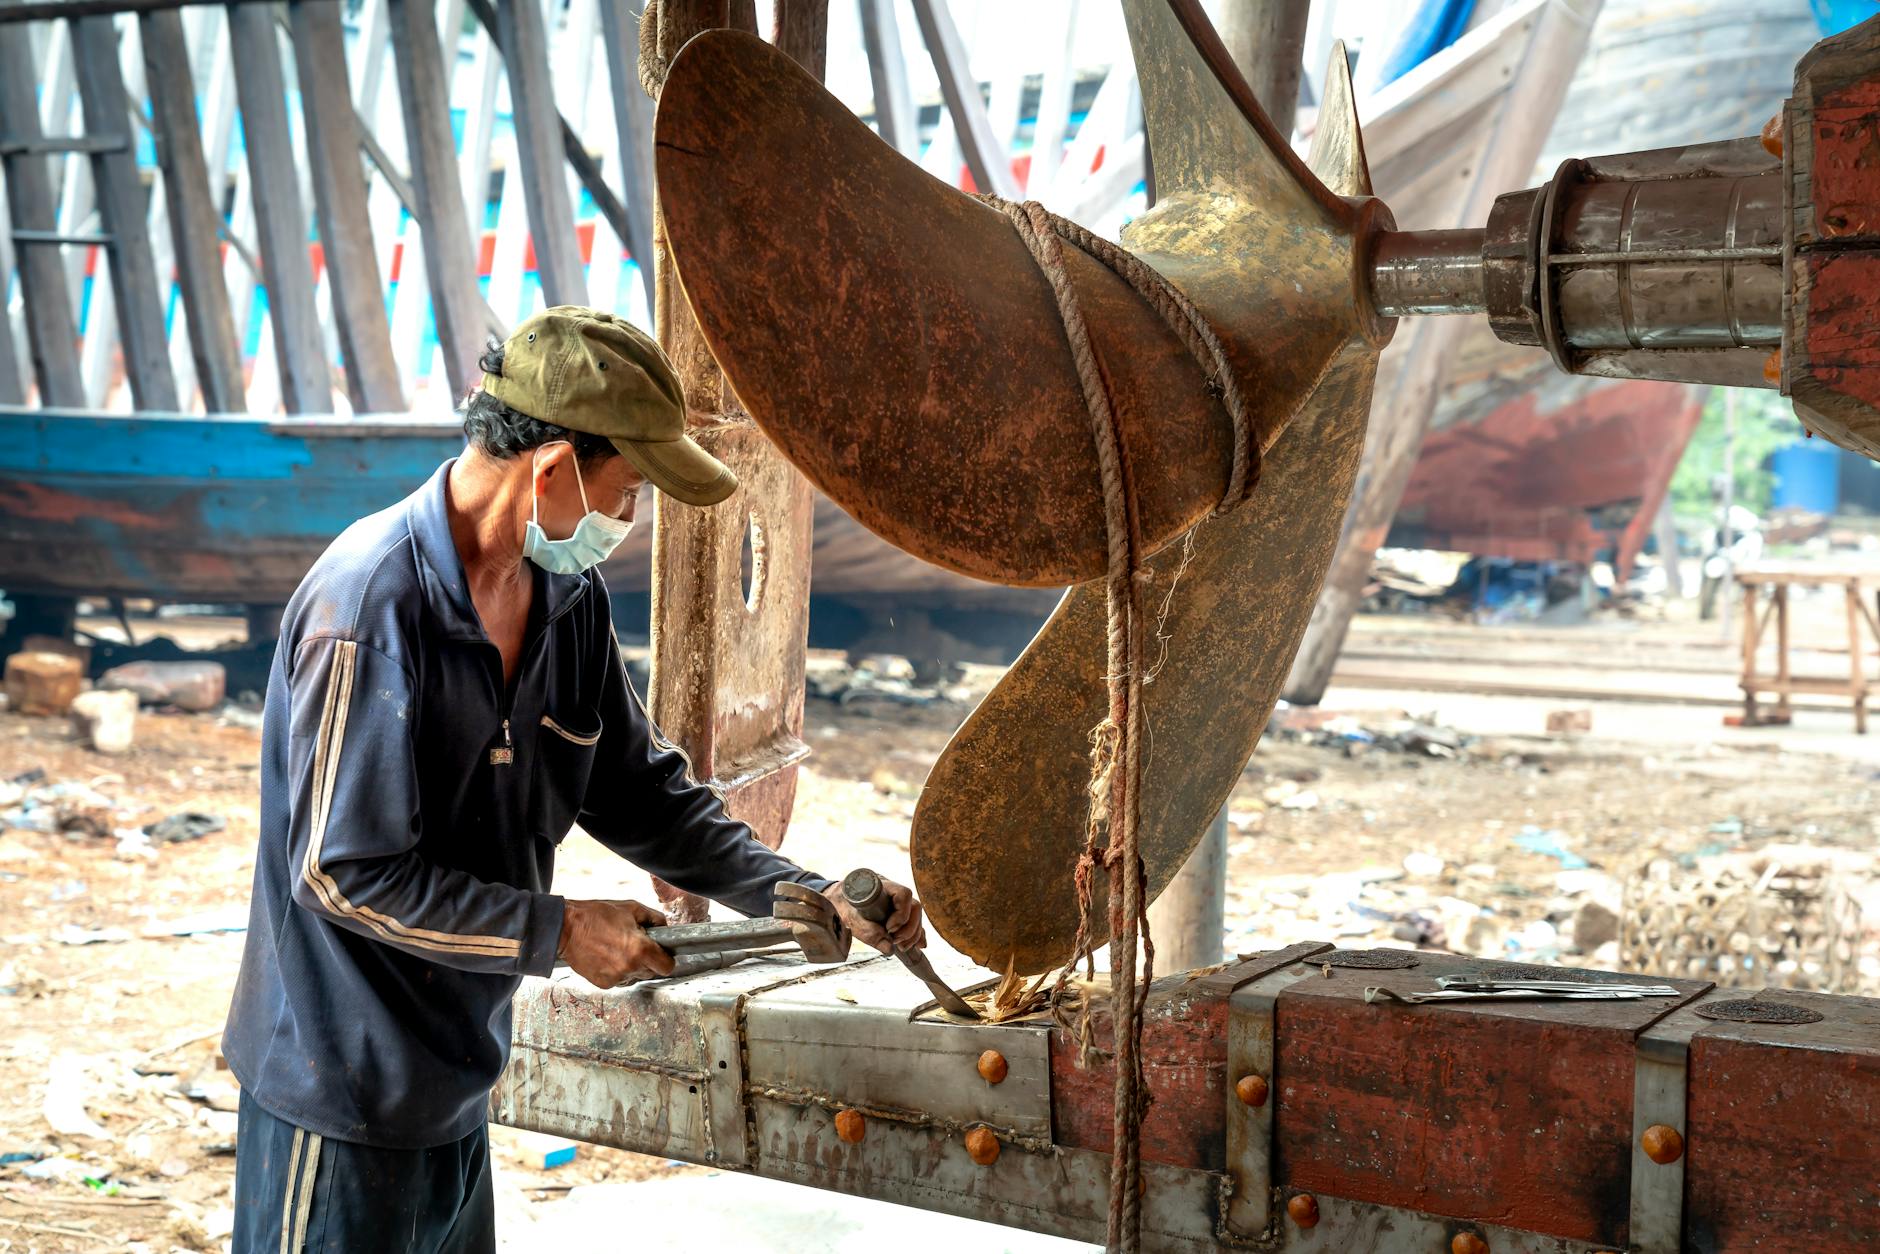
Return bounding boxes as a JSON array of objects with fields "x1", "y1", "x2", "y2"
[{"x1": 1389, "y1": 335, "x2": 1705, "y2": 570}]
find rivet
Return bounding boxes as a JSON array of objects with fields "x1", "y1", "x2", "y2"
[
  {"x1": 977, "y1": 1050, "x2": 1009, "y2": 1085},
  {"x1": 1235, "y1": 1074, "x2": 1269, "y2": 1108},
  {"x1": 1763, "y1": 349, "x2": 1782, "y2": 386},
  {"x1": 964, "y1": 1126, "x2": 1000, "y2": 1165},
  {"x1": 1452, "y1": 1233, "x2": 1490, "y2": 1254},
  {"x1": 1286, "y1": 1193, "x2": 1319, "y2": 1229},
  {"x1": 1761, "y1": 113, "x2": 1784, "y2": 158},
  {"x1": 1641, "y1": 1124, "x2": 1684, "y2": 1165},
  {"x1": 834, "y1": 1109, "x2": 865, "y2": 1144}
]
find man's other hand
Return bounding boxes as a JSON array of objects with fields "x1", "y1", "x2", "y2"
[
  {"x1": 558, "y1": 899, "x2": 674, "y2": 988},
  {"x1": 826, "y1": 876, "x2": 926, "y2": 956}
]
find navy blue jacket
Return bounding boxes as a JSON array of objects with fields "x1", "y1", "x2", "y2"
[{"x1": 225, "y1": 461, "x2": 830, "y2": 1148}]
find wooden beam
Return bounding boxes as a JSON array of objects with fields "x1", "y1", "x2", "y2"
[
  {"x1": 491, "y1": 0, "x2": 584, "y2": 305},
  {"x1": 0, "y1": 25, "x2": 85, "y2": 406},
  {"x1": 1285, "y1": 0, "x2": 1603, "y2": 705},
  {"x1": 389, "y1": 0, "x2": 488, "y2": 396},
  {"x1": 227, "y1": 2, "x2": 328, "y2": 411},
  {"x1": 288, "y1": 0, "x2": 404, "y2": 412},
  {"x1": 857, "y1": 0, "x2": 917, "y2": 159},
  {"x1": 772, "y1": 0, "x2": 828, "y2": 79},
  {"x1": 1027, "y1": 0, "x2": 1078, "y2": 192},
  {"x1": 598, "y1": 0, "x2": 657, "y2": 308},
  {"x1": 462, "y1": 0, "x2": 639, "y2": 307},
  {"x1": 0, "y1": 0, "x2": 272, "y2": 22},
  {"x1": 1221, "y1": 0, "x2": 1310, "y2": 140},
  {"x1": 909, "y1": 0, "x2": 1019, "y2": 199},
  {"x1": 71, "y1": 13, "x2": 178, "y2": 410}
]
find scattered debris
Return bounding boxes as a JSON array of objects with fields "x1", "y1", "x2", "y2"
[
  {"x1": 141, "y1": 909, "x2": 247, "y2": 939},
  {"x1": 1513, "y1": 826, "x2": 1589, "y2": 870},
  {"x1": 98, "y1": 660, "x2": 228, "y2": 712},
  {"x1": 55, "y1": 925, "x2": 132, "y2": 946},
  {"x1": 1546, "y1": 707, "x2": 1593, "y2": 735},
  {"x1": 143, "y1": 811, "x2": 226, "y2": 844},
  {"x1": 43, "y1": 1055, "x2": 107, "y2": 1139},
  {"x1": 3, "y1": 651, "x2": 83, "y2": 716},
  {"x1": 70, "y1": 689, "x2": 137, "y2": 755}
]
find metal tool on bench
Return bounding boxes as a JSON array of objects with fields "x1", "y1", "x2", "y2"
[
  {"x1": 841, "y1": 867, "x2": 981, "y2": 1020},
  {"x1": 627, "y1": 881, "x2": 851, "y2": 983},
  {"x1": 1365, "y1": 976, "x2": 1682, "y2": 1006}
]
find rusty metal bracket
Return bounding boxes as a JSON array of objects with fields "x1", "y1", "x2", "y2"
[
  {"x1": 1629, "y1": 991, "x2": 1720, "y2": 1254},
  {"x1": 1220, "y1": 943, "x2": 1334, "y2": 1243}
]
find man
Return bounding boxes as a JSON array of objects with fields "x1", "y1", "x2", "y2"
[{"x1": 225, "y1": 307, "x2": 925, "y2": 1252}]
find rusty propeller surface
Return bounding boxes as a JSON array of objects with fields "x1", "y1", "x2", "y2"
[
  {"x1": 912, "y1": 32, "x2": 1390, "y2": 973},
  {"x1": 655, "y1": 14, "x2": 1361, "y2": 586},
  {"x1": 655, "y1": 1, "x2": 1394, "y2": 975}
]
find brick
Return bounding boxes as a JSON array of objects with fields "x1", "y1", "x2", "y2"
[
  {"x1": 4, "y1": 651, "x2": 83, "y2": 716},
  {"x1": 98, "y1": 660, "x2": 226, "y2": 712}
]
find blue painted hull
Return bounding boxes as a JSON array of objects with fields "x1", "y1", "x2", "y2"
[{"x1": 0, "y1": 408, "x2": 465, "y2": 603}]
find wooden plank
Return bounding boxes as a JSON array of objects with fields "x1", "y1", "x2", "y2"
[
  {"x1": 1776, "y1": 584, "x2": 1792, "y2": 717},
  {"x1": 857, "y1": 0, "x2": 917, "y2": 159},
  {"x1": 226, "y1": 2, "x2": 328, "y2": 411},
  {"x1": 1848, "y1": 585, "x2": 1867, "y2": 732},
  {"x1": 597, "y1": 0, "x2": 656, "y2": 309},
  {"x1": 288, "y1": 0, "x2": 404, "y2": 413},
  {"x1": 771, "y1": 0, "x2": 827, "y2": 79},
  {"x1": 909, "y1": 0, "x2": 1019, "y2": 199},
  {"x1": 1026, "y1": 0, "x2": 1078, "y2": 191},
  {"x1": 462, "y1": 0, "x2": 638, "y2": 308},
  {"x1": 71, "y1": 12, "x2": 178, "y2": 410},
  {"x1": 0, "y1": 24, "x2": 85, "y2": 406},
  {"x1": 1048, "y1": 58, "x2": 1135, "y2": 204},
  {"x1": 1221, "y1": 0, "x2": 1310, "y2": 139},
  {"x1": 389, "y1": 0, "x2": 490, "y2": 395},
  {"x1": 492, "y1": 0, "x2": 584, "y2": 306},
  {"x1": 0, "y1": 164, "x2": 24, "y2": 405},
  {"x1": 0, "y1": 0, "x2": 272, "y2": 21},
  {"x1": 137, "y1": 9, "x2": 217, "y2": 407}
]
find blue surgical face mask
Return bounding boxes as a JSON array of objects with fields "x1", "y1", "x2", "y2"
[{"x1": 522, "y1": 445, "x2": 633, "y2": 575}]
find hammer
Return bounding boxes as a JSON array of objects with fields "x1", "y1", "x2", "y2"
[
  {"x1": 841, "y1": 868, "x2": 981, "y2": 1019},
  {"x1": 627, "y1": 881, "x2": 851, "y2": 981}
]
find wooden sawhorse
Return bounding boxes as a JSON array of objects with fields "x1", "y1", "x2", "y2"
[{"x1": 1737, "y1": 567, "x2": 1880, "y2": 733}]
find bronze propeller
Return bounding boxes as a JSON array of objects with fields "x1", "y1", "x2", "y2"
[{"x1": 655, "y1": 0, "x2": 1397, "y2": 973}]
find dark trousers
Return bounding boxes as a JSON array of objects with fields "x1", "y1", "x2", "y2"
[{"x1": 232, "y1": 1091, "x2": 495, "y2": 1254}]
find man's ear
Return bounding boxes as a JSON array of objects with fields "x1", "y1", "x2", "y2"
[{"x1": 530, "y1": 440, "x2": 575, "y2": 492}]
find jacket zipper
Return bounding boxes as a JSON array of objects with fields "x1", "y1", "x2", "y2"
[
  {"x1": 491, "y1": 716, "x2": 514, "y2": 766},
  {"x1": 487, "y1": 575, "x2": 586, "y2": 768}
]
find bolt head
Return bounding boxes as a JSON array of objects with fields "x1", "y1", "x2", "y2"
[
  {"x1": 1235, "y1": 1074, "x2": 1270, "y2": 1108},
  {"x1": 1641, "y1": 1124, "x2": 1684, "y2": 1165},
  {"x1": 1452, "y1": 1233, "x2": 1489, "y2": 1254},
  {"x1": 964, "y1": 1126, "x2": 1000, "y2": 1165},
  {"x1": 834, "y1": 1109, "x2": 865, "y2": 1144},
  {"x1": 1761, "y1": 113, "x2": 1784, "y2": 158},
  {"x1": 977, "y1": 1049, "x2": 1009, "y2": 1085},
  {"x1": 1286, "y1": 1193, "x2": 1320, "y2": 1229}
]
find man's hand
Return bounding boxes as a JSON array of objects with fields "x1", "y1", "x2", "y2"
[
  {"x1": 558, "y1": 898, "x2": 674, "y2": 988},
  {"x1": 826, "y1": 876, "x2": 926, "y2": 955}
]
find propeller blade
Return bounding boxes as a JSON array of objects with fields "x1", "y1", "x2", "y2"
[
  {"x1": 1309, "y1": 41, "x2": 1372, "y2": 199},
  {"x1": 912, "y1": 343, "x2": 1382, "y2": 974},
  {"x1": 654, "y1": 20, "x2": 1371, "y2": 587}
]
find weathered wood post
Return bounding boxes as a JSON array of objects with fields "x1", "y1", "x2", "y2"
[{"x1": 640, "y1": 0, "x2": 824, "y2": 921}]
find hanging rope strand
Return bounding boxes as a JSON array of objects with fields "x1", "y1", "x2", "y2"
[{"x1": 981, "y1": 194, "x2": 1252, "y2": 1253}]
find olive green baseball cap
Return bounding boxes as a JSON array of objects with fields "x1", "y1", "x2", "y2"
[{"x1": 479, "y1": 305, "x2": 738, "y2": 506}]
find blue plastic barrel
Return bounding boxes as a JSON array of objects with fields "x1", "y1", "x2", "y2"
[{"x1": 1771, "y1": 441, "x2": 1843, "y2": 514}]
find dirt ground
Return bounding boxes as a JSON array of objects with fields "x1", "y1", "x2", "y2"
[{"x1": 2, "y1": 604, "x2": 1878, "y2": 1251}]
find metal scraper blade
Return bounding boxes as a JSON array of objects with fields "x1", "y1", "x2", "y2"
[
  {"x1": 652, "y1": 7, "x2": 1375, "y2": 587},
  {"x1": 911, "y1": 40, "x2": 1386, "y2": 975}
]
